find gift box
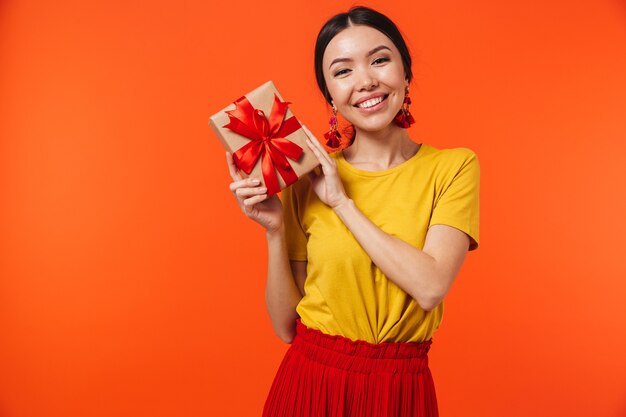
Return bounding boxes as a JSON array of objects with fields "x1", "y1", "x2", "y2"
[{"x1": 209, "y1": 80, "x2": 319, "y2": 196}]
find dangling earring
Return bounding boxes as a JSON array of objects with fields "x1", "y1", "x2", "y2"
[
  {"x1": 324, "y1": 102, "x2": 342, "y2": 149},
  {"x1": 394, "y1": 87, "x2": 415, "y2": 128}
]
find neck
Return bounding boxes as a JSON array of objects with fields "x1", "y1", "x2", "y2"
[{"x1": 343, "y1": 125, "x2": 419, "y2": 170}]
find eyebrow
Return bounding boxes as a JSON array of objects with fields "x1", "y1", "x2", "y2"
[{"x1": 328, "y1": 45, "x2": 392, "y2": 69}]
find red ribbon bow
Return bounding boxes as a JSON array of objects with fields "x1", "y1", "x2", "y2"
[{"x1": 224, "y1": 94, "x2": 303, "y2": 196}]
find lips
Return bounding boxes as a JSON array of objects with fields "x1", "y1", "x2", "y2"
[{"x1": 354, "y1": 94, "x2": 388, "y2": 109}]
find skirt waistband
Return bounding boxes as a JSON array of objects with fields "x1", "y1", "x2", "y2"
[{"x1": 292, "y1": 318, "x2": 432, "y2": 374}]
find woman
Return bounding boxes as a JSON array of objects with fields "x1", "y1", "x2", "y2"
[{"x1": 226, "y1": 6, "x2": 479, "y2": 417}]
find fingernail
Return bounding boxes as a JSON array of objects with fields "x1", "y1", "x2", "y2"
[
  {"x1": 251, "y1": 179, "x2": 260, "y2": 184},
  {"x1": 259, "y1": 187, "x2": 267, "y2": 192}
]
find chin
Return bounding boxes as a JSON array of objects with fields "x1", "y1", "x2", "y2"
[{"x1": 349, "y1": 115, "x2": 399, "y2": 133}]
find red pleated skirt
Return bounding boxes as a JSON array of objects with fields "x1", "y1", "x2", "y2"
[{"x1": 262, "y1": 318, "x2": 439, "y2": 417}]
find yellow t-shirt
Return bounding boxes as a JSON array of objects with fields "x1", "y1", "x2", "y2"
[{"x1": 280, "y1": 143, "x2": 480, "y2": 343}]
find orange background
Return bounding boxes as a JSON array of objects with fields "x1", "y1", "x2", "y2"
[{"x1": 1, "y1": 0, "x2": 626, "y2": 416}]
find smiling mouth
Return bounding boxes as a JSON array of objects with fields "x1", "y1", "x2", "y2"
[{"x1": 355, "y1": 95, "x2": 388, "y2": 109}]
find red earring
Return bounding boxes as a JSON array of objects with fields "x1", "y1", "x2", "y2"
[
  {"x1": 394, "y1": 87, "x2": 415, "y2": 128},
  {"x1": 324, "y1": 103, "x2": 342, "y2": 149}
]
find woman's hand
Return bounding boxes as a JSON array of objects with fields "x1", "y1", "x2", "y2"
[
  {"x1": 302, "y1": 125, "x2": 350, "y2": 209},
  {"x1": 226, "y1": 152, "x2": 284, "y2": 233}
]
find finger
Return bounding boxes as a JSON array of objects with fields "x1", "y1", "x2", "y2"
[
  {"x1": 229, "y1": 177, "x2": 262, "y2": 193},
  {"x1": 226, "y1": 152, "x2": 243, "y2": 181},
  {"x1": 307, "y1": 136, "x2": 334, "y2": 167},
  {"x1": 243, "y1": 193, "x2": 269, "y2": 208},
  {"x1": 306, "y1": 137, "x2": 334, "y2": 173},
  {"x1": 301, "y1": 124, "x2": 320, "y2": 142},
  {"x1": 302, "y1": 125, "x2": 333, "y2": 163},
  {"x1": 306, "y1": 137, "x2": 330, "y2": 168},
  {"x1": 235, "y1": 185, "x2": 267, "y2": 199}
]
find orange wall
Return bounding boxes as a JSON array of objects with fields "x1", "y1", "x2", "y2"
[{"x1": 1, "y1": 0, "x2": 626, "y2": 416}]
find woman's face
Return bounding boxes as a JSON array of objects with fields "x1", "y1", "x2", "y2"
[{"x1": 322, "y1": 24, "x2": 408, "y2": 133}]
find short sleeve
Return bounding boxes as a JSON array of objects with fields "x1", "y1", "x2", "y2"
[
  {"x1": 429, "y1": 149, "x2": 480, "y2": 251},
  {"x1": 280, "y1": 183, "x2": 308, "y2": 261}
]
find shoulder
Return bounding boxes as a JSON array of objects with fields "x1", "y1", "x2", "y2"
[
  {"x1": 421, "y1": 144, "x2": 479, "y2": 174},
  {"x1": 424, "y1": 144, "x2": 478, "y2": 163}
]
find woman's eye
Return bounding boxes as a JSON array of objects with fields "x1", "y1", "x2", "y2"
[
  {"x1": 334, "y1": 68, "x2": 350, "y2": 77},
  {"x1": 372, "y1": 57, "x2": 390, "y2": 65}
]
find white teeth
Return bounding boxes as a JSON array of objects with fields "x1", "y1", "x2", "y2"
[{"x1": 357, "y1": 96, "x2": 384, "y2": 108}]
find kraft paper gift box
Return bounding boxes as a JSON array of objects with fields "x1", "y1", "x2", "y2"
[{"x1": 209, "y1": 80, "x2": 320, "y2": 196}]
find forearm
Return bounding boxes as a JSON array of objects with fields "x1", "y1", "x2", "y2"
[
  {"x1": 332, "y1": 199, "x2": 443, "y2": 310},
  {"x1": 264, "y1": 224, "x2": 302, "y2": 343}
]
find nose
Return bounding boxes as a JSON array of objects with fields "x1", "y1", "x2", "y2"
[{"x1": 356, "y1": 68, "x2": 378, "y2": 91}]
